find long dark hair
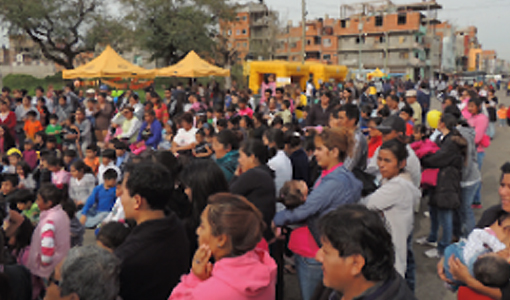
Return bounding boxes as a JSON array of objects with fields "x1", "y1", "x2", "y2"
[
  {"x1": 0, "y1": 125, "x2": 15, "y2": 152},
  {"x1": 180, "y1": 159, "x2": 229, "y2": 232}
]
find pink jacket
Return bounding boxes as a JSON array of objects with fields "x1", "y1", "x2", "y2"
[
  {"x1": 467, "y1": 113, "x2": 489, "y2": 153},
  {"x1": 411, "y1": 139, "x2": 440, "y2": 187},
  {"x1": 169, "y1": 249, "x2": 277, "y2": 300},
  {"x1": 27, "y1": 205, "x2": 70, "y2": 279}
]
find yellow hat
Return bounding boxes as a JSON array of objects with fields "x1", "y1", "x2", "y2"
[{"x1": 6, "y1": 148, "x2": 22, "y2": 157}]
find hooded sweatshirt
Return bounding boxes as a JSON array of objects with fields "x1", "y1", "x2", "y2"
[
  {"x1": 216, "y1": 150, "x2": 239, "y2": 182},
  {"x1": 363, "y1": 172, "x2": 421, "y2": 277},
  {"x1": 169, "y1": 249, "x2": 277, "y2": 300},
  {"x1": 458, "y1": 125, "x2": 481, "y2": 185}
]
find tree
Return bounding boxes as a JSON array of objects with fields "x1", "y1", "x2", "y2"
[
  {"x1": 121, "y1": 0, "x2": 235, "y2": 66},
  {"x1": 0, "y1": 0, "x2": 108, "y2": 69}
]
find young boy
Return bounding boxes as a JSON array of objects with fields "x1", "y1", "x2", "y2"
[
  {"x1": 45, "y1": 114, "x2": 62, "y2": 145},
  {"x1": 34, "y1": 131, "x2": 46, "y2": 151},
  {"x1": 45, "y1": 135, "x2": 61, "y2": 159},
  {"x1": 84, "y1": 144, "x2": 100, "y2": 175},
  {"x1": 63, "y1": 149, "x2": 78, "y2": 171},
  {"x1": 399, "y1": 105, "x2": 415, "y2": 137},
  {"x1": 15, "y1": 188, "x2": 39, "y2": 224},
  {"x1": 23, "y1": 139, "x2": 38, "y2": 170},
  {"x1": 23, "y1": 110, "x2": 43, "y2": 141},
  {"x1": 27, "y1": 183, "x2": 70, "y2": 279},
  {"x1": 276, "y1": 100, "x2": 292, "y2": 124},
  {"x1": 97, "y1": 149, "x2": 120, "y2": 185},
  {"x1": 360, "y1": 105, "x2": 373, "y2": 136},
  {"x1": 498, "y1": 104, "x2": 507, "y2": 127},
  {"x1": 79, "y1": 168, "x2": 118, "y2": 228}
]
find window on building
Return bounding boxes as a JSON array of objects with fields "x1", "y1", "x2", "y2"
[
  {"x1": 415, "y1": 35, "x2": 421, "y2": 43},
  {"x1": 307, "y1": 39, "x2": 311, "y2": 45},
  {"x1": 356, "y1": 37, "x2": 360, "y2": 44},
  {"x1": 291, "y1": 42, "x2": 297, "y2": 48},
  {"x1": 242, "y1": 29, "x2": 246, "y2": 34},
  {"x1": 242, "y1": 16, "x2": 247, "y2": 21},
  {"x1": 415, "y1": 51, "x2": 419, "y2": 59},
  {"x1": 344, "y1": 54, "x2": 348, "y2": 59},
  {"x1": 314, "y1": 36, "x2": 321, "y2": 45},
  {"x1": 227, "y1": 30, "x2": 232, "y2": 36},
  {"x1": 399, "y1": 52, "x2": 409, "y2": 59},
  {"x1": 341, "y1": 20, "x2": 347, "y2": 28},
  {"x1": 382, "y1": 52, "x2": 386, "y2": 58},
  {"x1": 323, "y1": 54, "x2": 331, "y2": 60},
  {"x1": 398, "y1": 13, "x2": 407, "y2": 25},
  {"x1": 236, "y1": 17, "x2": 240, "y2": 22},
  {"x1": 375, "y1": 16, "x2": 383, "y2": 27},
  {"x1": 379, "y1": 36, "x2": 385, "y2": 43},
  {"x1": 323, "y1": 38, "x2": 332, "y2": 47},
  {"x1": 244, "y1": 42, "x2": 247, "y2": 47},
  {"x1": 236, "y1": 30, "x2": 240, "y2": 35}
]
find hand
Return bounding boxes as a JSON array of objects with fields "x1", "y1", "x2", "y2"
[
  {"x1": 234, "y1": 165, "x2": 242, "y2": 176},
  {"x1": 437, "y1": 257, "x2": 453, "y2": 284},
  {"x1": 192, "y1": 244, "x2": 213, "y2": 281},
  {"x1": 448, "y1": 256, "x2": 472, "y2": 284},
  {"x1": 79, "y1": 215, "x2": 87, "y2": 225}
]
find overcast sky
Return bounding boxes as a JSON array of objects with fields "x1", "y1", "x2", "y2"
[{"x1": 239, "y1": 0, "x2": 510, "y2": 60}]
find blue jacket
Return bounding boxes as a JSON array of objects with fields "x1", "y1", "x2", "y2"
[
  {"x1": 137, "y1": 119, "x2": 162, "y2": 149},
  {"x1": 216, "y1": 150, "x2": 239, "y2": 182},
  {"x1": 81, "y1": 184, "x2": 117, "y2": 215},
  {"x1": 273, "y1": 166, "x2": 362, "y2": 242}
]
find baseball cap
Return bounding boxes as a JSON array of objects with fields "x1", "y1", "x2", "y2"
[
  {"x1": 100, "y1": 85, "x2": 109, "y2": 91},
  {"x1": 405, "y1": 90, "x2": 417, "y2": 97},
  {"x1": 376, "y1": 115, "x2": 406, "y2": 134},
  {"x1": 86, "y1": 88, "x2": 95, "y2": 94}
]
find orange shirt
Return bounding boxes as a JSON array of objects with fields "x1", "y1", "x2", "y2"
[
  {"x1": 24, "y1": 120, "x2": 44, "y2": 140},
  {"x1": 498, "y1": 108, "x2": 507, "y2": 119},
  {"x1": 84, "y1": 157, "x2": 100, "y2": 174}
]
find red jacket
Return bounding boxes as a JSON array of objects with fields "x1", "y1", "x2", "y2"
[{"x1": 0, "y1": 111, "x2": 17, "y2": 136}]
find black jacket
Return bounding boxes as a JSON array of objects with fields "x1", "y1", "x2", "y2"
[
  {"x1": 115, "y1": 214, "x2": 190, "y2": 300},
  {"x1": 290, "y1": 148, "x2": 310, "y2": 184},
  {"x1": 230, "y1": 165, "x2": 276, "y2": 241},
  {"x1": 306, "y1": 103, "x2": 334, "y2": 127},
  {"x1": 311, "y1": 272, "x2": 416, "y2": 300},
  {"x1": 421, "y1": 133, "x2": 467, "y2": 209}
]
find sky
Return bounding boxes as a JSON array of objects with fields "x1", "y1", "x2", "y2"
[{"x1": 237, "y1": 0, "x2": 510, "y2": 60}]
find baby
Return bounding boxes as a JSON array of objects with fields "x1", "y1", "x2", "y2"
[
  {"x1": 279, "y1": 180, "x2": 319, "y2": 263},
  {"x1": 444, "y1": 211, "x2": 510, "y2": 290}
]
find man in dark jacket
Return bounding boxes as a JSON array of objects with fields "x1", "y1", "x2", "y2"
[
  {"x1": 312, "y1": 205, "x2": 416, "y2": 300},
  {"x1": 306, "y1": 91, "x2": 335, "y2": 127},
  {"x1": 115, "y1": 162, "x2": 189, "y2": 300}
]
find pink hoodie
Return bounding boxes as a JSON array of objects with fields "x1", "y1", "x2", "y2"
[
  {"x1": 467, "y1": 113, "x2": 489, "y2": 153},
  {"x1": 169, "y1": 249, "x2": 277, "y2": 300}
]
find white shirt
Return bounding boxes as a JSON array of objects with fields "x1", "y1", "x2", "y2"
[
  {"x1": 174, "y1": 127, "x2": 197, "y2": 147},
  {"x1": 267, "y1": 150, "x2": 293, "y2": 197}
]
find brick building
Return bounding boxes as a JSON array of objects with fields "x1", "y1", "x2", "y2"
[
  {"x1": 220, "y1": 2, "x2": 279, "y2": 61},
  {"x1": 273, "y1": 0, "x2": 443, "y2": 80}
]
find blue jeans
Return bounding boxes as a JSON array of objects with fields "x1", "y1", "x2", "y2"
[
  {"x1": 294, "y1": 254, "x2": 323, "y2": 300},
  {"x1": 405, "y1": 234, "x2": 415, "y2": 293},
  {"x1": 443, "y1": 241, "x2": 467, "y2": 291},
  {"x1": 77, "y1": 210, "x2": 109, "y2": 228},
  {"x1": 473, "y1": 152, "x2": 486, "y2": 205},
  {"x1": 457, "y1": 182, "x2": 480, "y2": 237},
  {"x1": 487, "y1": 122, "x2": 496, "y2": 139},
  {"x1": 428, "y1": 206, "x2": 453, "y2": 254}
]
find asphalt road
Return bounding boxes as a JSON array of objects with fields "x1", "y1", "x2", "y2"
[{"x1": 83, "y1": 90, "x2": 510, "y2": 300}]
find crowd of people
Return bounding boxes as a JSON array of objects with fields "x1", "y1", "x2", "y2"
[{"x1": 0, "y1": 75, "x2": 509, "y2": 300}]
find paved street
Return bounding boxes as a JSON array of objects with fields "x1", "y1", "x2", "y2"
[{"x1": 83, "y1": 90, "x2": 510, "y2": 300}]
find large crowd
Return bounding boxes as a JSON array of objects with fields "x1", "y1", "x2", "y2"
[{"x1": 0, "y1": 75, "x2": 510, "y2": 300}]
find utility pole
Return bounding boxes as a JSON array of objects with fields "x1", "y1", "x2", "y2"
[
  {"x1": 384, "y1": 31, "x2": 389, "y2": 73},
  {"x1": 358, "y1": 10, "x2": 363, "y2": 79},
  {"x1": 301, "y1": 0, "x2": 306, "y2": 64}
]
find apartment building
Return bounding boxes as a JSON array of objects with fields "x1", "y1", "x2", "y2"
[
  {"x1": 274, "y1": 0, "x2": 442, "y2": 80},
  {"x1": 221, "y1": 1, "x2": 279, "y2": 61}
]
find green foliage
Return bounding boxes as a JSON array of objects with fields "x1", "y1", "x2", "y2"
[
  {"x1": 3, "y1": 73, "x2": 65, "y2": 92},
  {"x1": 121, "y1": 0, "x2": 235, "y2": 66},
  {"x1": 0, "y1": 0, "x2": 108, "y2": 69}
]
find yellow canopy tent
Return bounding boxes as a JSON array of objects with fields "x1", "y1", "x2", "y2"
[
  {"x1": 248, "y1": 61, "x2": 310, "y2": 93},
  {"x1": 157, "y1": 51, "x2": 230, "y2": 77},
  {"x1": 62, "y1": 45, "x2": 156, "y2": 79},
  {"x1": 367, "y1": 68, "x2": 386, "y2": 80}
]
